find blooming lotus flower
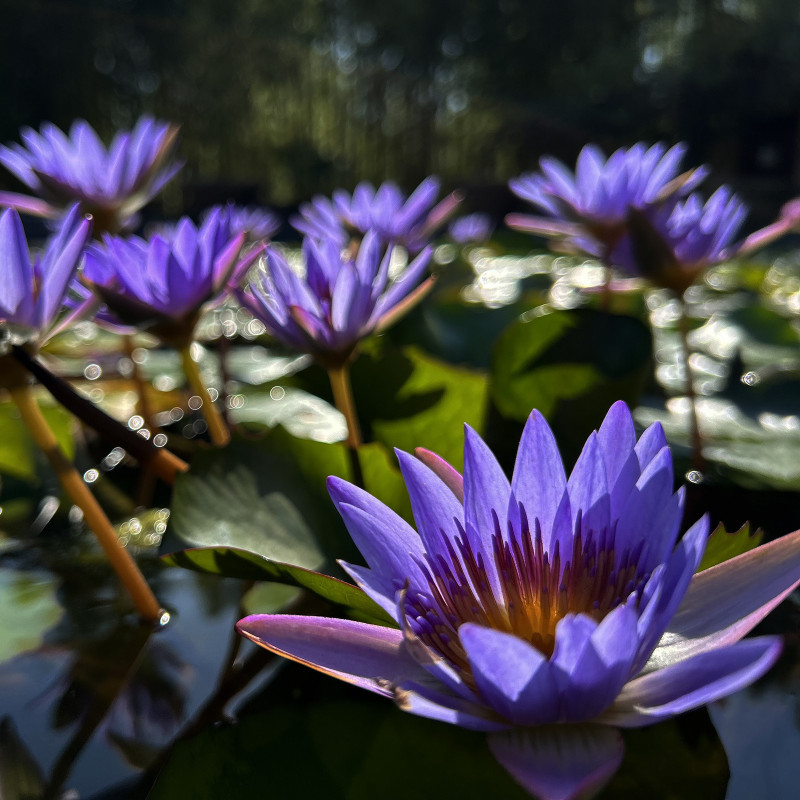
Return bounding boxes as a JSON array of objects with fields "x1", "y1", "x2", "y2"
[
  {"x1": 239, "y1": 231, "x2": 433, "y2": 365},
  {"x1": 0, "y1": 205, "x2": 91, "y2": 347},
  {"x1": 292, "y1": 176, "x2": 462, "y2": 253},
  {"x1": 0, "y1": 117, "x2": 182, "y2": 234},
  {"x1": 237, "y1": 401, "x2": 800, "y2": 800},
  {"x1": 81, "y1": 208, "x2": 264, "y2": 342},
  {"x1": 507, "y1": 142, "x2": 707, "y2": 259}
]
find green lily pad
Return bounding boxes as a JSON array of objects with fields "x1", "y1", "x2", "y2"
[
  {"x1": 161, "y1": 546, "x2": 393, "y2": 625},
  {"x1": 0, "y1": 569, "x2": 63, "y2": 665},
  {"x1": 697, "y1": 522, "x2": 763, "y2": 572}
]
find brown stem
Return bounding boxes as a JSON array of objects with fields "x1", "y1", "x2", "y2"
[
  {"x1": 10, "y1": 345, "x2": 188, "y2": 484},
  {"x1": 179, "y1": 344, "x2": 230, "y2": 447},
  {"x1": 327, "y1": 362, "x2": 364, "y2": 487},
  {"x1": 123, "y1": 334, "x2": 158, "y2": 431},
  {"x1": 678, "y1": 302, "x2": 705, "y2": 470},
  {"x1": 9, "y1": 384, "x2": 163, "y2": 622}
]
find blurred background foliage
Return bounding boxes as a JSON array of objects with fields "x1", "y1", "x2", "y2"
[{"x1": 2, "y1": 0, "x2": 800, "y2": 220}]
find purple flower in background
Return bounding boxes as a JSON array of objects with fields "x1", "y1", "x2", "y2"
[
  {"x1": 507, "y1": 143, "x2": 707, "y2": 259},
  {"x1": 610, "y1": 186, "x2": 747, "y2": 293},
  {"x1": 204, "y1": 202, "x2": 281, "y2": 243},
  {"x1": 292, "y1": 177, "x2": 462, "y2": 253},
  {"x1": 81, "y1": 208, "x2": 264, "y2": 341},
  {"x1": 0, "y1": 205, "x2": 91, "y2": 346},
  {"x1": 0, "y1": 117, "x2": 182, "y2": 233},
  {"x1": 238, "y1": 401, "x2": 800, "y2": 799},
  {"x1": 239, "y1": 232, "x2": 432, "y2": 364},
  {"x1": 448, "y1": 212, "x2": 494, "y2": 244}
]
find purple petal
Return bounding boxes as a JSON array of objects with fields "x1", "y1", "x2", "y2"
[
  {"x1": 459, "y1": 623, "x2": 559, "y2": 725},
  {"x1": 596, "y1": 400, "x2": 640, "y2": 517},
  {"x1": 567, "y1": 432, "x2": 610, "y2": 536},
  {"x1": 236, "y1": 614, "x2": 425, "y2": 696},
  {"x1": 489, "y1": 725, "x2": 624, "y2": 800},
  {"x1": 551, "y1": 604, "x2": 639, "y2": 721},
  {"x1": 511, "y1": 410, "x2": 567, "y2": 548},
  {"x1": 0, "y1": 209, "x2": 32, "y2": 322},
  {"x1": 605, "y1": 636, "x2": 782, "y2": 727},
  {"x1": 647, "y1": 528, "x2": 800, "y2": 671}
]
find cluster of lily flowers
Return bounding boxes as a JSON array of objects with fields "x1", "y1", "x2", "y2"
[{"x1": 2, "y1": 117, "x2": 800, "y2": 800}]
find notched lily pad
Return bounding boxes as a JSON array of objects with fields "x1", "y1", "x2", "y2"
[{"x1": 698, "y1": 522, "x2": 763, "y2": 572}]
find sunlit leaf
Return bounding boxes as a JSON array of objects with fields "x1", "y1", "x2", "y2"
[{"x1": 697, "y1": 522, "x2": 763, "y2": 572}]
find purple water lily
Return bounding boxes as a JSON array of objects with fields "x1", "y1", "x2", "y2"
[
  {"x1": 448, "y1": 212, "x2": 494, "y2": 244},
  {"x1": 203, "y1": 202, "x2": 281, "y2": 243},
  {"x1": 507, "y1": 142, "x2": 707, "y2": 259},
  {"x1": 239, "y1": 231, "x2": 432, "y2": 364},
  {"x1": 237, "y1": 401, "x2": 800, "y2": 799},
  {"x1": 292, "y1": 176, "x2": 462, "y2": 253},
  {"x1": 0, "y1": 117, "x2": 182, "y2": 234},
  {"x1": 0, "y1": 205, "x2": 92, "y2": 347},
  {"x1": 81, "y1": 207, "x2": 264, "y2": 342}
]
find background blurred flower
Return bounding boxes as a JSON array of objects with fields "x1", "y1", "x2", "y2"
[
  {"x1": 448, "y1": 212, "x2": 494, "y2": 244},
  {"x1": 238, "y1": 401, "x2": 800, "y2": 800},
  {"x1": 82, "y1": 207, "x2": 262, "y2": 342},
  {"x1": 0, "y1": 205, "x2": 91, "y2": 348},
  {"x1": 611, "y1": 186, "x2": 748, "y2": 293},
  {"x1": 507, "y1": 142, "x2": 707, "y2": 260},
  {"x1": 240, "y1": 231, "x2": 432, "y2": 365},
  {"x1": 0, "y1": 117, "x2": 182, "y2": 234},
  {"x1": 204, "y1": 202, "x2": 281, "y2": 243},
  {"x1": 292, "y1": 176, "x2": 462, "y2": 253}
]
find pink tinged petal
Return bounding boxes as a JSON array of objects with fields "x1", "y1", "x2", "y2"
[
  {"x1": 211, "y1": 232, "x2": 246, "y2": 291},
  {"x1": 489, "y1": 725, "x2": 624, "y2": 800},
  {"x1": 414, "y1": 447, "x2": 464, "y2": 502},
  {"x1": 459, "y1": 624, "x2": 560, "y2": 725},
  {"x1": 395, "y1": 448, "x2": 465, "y2": 560},
  {"x1": 504, "y1": 213, "x2": 586, "y2": 239},
  {"x1": 0, "y1": 208, "x2": 33, "y2": 322},
  {"x1": 604, "y1": 636, "x2": 782, "y2": 728},
  {"x1": 236, "y1": 615, "x2": 424, "y2": 696},
  {"x1": 0, "y1": 191, "x2": 59, "y2": 218},
  {"x1": 511, "y1": 410, "x2": 567, "y2": 545},
  {"x1": 647, "y1": 528, "x2": 800, "y2": 671},
  {"x1": 551, "y1": 605, "x2": 639, "y2": 722},
  {"x1": 373, "y1": 274, "x2": 435, "y2": 335},
  {"x1": 567, "y1": 432, "x2": 610, "y2": 535},
  {"x1": 327, "y1": 476, "x2": 427, "y2": 594},
  {"x1": 372, "y1": 246, "x2": 433, "y2": 320}
]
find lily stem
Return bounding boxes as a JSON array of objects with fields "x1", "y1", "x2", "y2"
[
  {"x1": 123, "y1": 334, "x2": 157, "y2": 431},
  {"x1": 179, "y1": 343, "x2": 230, "y2": 447},
  {"x1": 327, "y1": 362, "x2": 364, "y2": 487},
  {"x1": 9, "y1": 384, "x2": 162, "y2": 622},
  {"x1": 678, "y1": 301, "x2": 705, "y2": 470}
]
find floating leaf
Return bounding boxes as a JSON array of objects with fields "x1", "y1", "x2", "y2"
[
  {"x1": 0, "y1": 569, "x2": 63, "y2": 665},
  {"x1": 162, "y1": 547, "x2": 392, "y2": 625},
  {"x1": 491, "y1": 308, "x2": 652, "y2": 461},
  {"x1": 697, "y1": 522, "x2": 763, "y2": 572}
]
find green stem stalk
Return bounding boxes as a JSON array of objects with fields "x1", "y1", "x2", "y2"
[
  {"x1": 327, "y1": 363, "x2": 364, "y2": 487},
  {"x1": 678, "y1": 302, "x2": 705, "y2": 470}
]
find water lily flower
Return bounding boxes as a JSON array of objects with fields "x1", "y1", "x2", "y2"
[
  {"x1": 0, "y1": 117, "x2": 182, "y2": 234},
  {"x1": 292, "y1": 176, "x2": 462, "y2": 253},
  {"x1": 239, "y1": 231, "x2": 433, "y2": 365},
  {"x1": 81, "y1": 207, "x2": 264, "y2": 343},
  {"x1": 448, "y1": 212, "x2": 494, "y2": 244},
  {"x1": 610, "y1": 186, "x2": 748, "y2": 294},
  {"x1": 237, "y1": 401, "x2": 800, "y2": 800},
  {"x1": 0, "y1": 205, "x2": 92, "y2": 348},
  {"x1": 506, "y1": 142, "x2": 707, "y2": 260},
  {"x1": 204, "y1": 202, "x2": 281, "y2": 243}
]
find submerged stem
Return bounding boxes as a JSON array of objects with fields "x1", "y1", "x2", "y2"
[
  {"x1": 179, "y1": 344, "x2": 230, "y2": 447},
  {"x1": 678, "y1": 301, "x2": 704, "y2": 470},
  {"x1": 9, "y1": 384, "x2": 162, "y2": 622}
]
